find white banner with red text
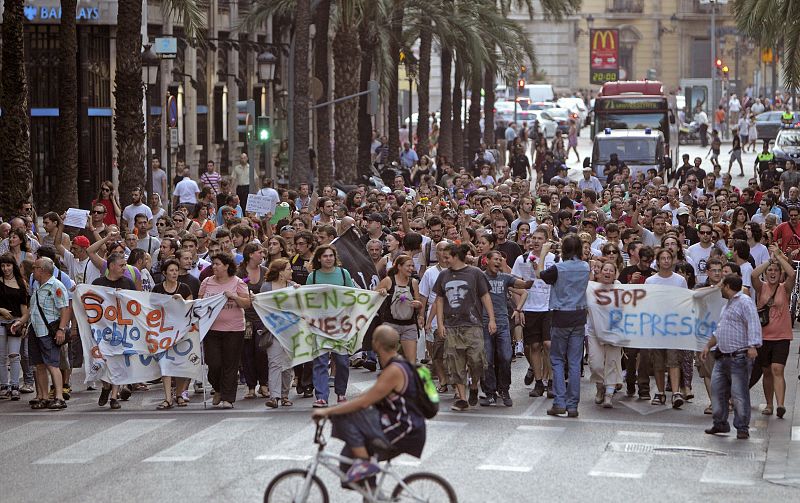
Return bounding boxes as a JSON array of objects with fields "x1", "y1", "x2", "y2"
[
  {"x1": 251, "y1": 284, "x2": 384, "y2": 366},
  {"x1": 587, "y1": 282, "x2": 726, "y2": 351},
  {"x1": 73, "y1": 284, "x2": 226, "y2": 384}
]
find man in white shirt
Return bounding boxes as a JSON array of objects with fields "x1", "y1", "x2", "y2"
[
  {"x1": 418, "y1": 242, "x2": 449, "y2": 385},
  {"x1": 661, "y1": 187, "x2": 687, "y2": 225},
  {"x1": 173, "y1": 175, "x2": 200, "y2": 215},
  {"x1": 121, "y1": 187, "x2": 153, "y2": 233},
  {"x1": 578, "y1": 167, "x2": 603, "y2": 194},
  {"x1": 232, "y1": 152, "x2": 251, "y2": 210},
  {"x1": 728, "y1": 94, "x2": 742, "y2": 124},
  {"x1": 256, "y1": 177, "x2": 281, "y2": 216}
]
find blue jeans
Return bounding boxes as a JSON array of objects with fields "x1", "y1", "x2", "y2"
[
  {"x1": 550, "y1": 325, "x2": 584, "y2": 410},
  {"x1": 481, "y1": 322, "x2": 511, "y2": 395},
  {"x1": 711, "y1": 353, "x2": 753, "y2": 433},
  {"x1": 313, "y1": 352, "x2": 350, "y2": 402}
]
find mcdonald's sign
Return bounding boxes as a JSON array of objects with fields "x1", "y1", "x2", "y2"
[{"x1": 590, "y1": 29, "x2": 620, "y2": 85}]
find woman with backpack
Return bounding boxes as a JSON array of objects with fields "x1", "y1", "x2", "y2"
[{"x1": 377, "y1": 254, "x2": 423, "y2": 363}]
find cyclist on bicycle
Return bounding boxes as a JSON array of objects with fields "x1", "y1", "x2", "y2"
[
  {"x1": 773, "y1": 206, "x2": 800, "y2": 259},
  {"x1": 311, "y1": 325, "x2": 426, "y2": 484}
]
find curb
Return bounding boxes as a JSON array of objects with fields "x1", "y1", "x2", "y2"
[{"x1": 764, "y1": 338, "x2": 800, "y2": 487}]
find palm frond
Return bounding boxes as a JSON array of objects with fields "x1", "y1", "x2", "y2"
[
  {"x1": 239, "y1": 0, "x2": 298, "y2": 32},
  {"x1": 163, "y1": 0, "x2": 208, "y2": 39}
]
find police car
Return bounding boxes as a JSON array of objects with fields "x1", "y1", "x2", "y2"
[
  {"x1": 771, "y1": 125, "x2": 800, "y2": 168},
  {"x1": 591, "y1": 128, "x2": 666, "y2": 183}
]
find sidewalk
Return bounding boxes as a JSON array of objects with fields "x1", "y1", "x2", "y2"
[{"x1": 764, "y1": 338, "x2": 800, "y2": 487}]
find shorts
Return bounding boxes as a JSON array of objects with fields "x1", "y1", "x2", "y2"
[
  {"x1": 28, "y1": 335, "x2": 62, "y2": 368},
  {"x1": 695, "y1": 351, "x2": 715, "y2": 378},
  {"x1": 331, "y1": 407, "x2": 388, "y2": 450},
  {"x1": 444, "y1": 326, "x2": 486, "y2": 385},
  {"x1": 387, "y1": 323, "x2": 419, "y2": 342},
  {"x1": 650, "y1": 348, "x2": 681, "y2": 372},
  {"x1": 757, "y1": 339, "x2": 791, "y2": 367},
  {"x1": 523, "y1": 311, "x2": 551, "y2": 345}
]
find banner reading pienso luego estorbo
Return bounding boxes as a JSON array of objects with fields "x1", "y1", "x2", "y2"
[
  {"x1": 252, "y1": 284, "x2": 384, "y2": 366},
  {"x1": 587, "y1": 282, "x2": 726, "y2": 351}
]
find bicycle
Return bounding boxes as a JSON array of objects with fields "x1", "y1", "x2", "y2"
[{"x1": 264, "y1": 419, "x2": 457, "y2": 503}]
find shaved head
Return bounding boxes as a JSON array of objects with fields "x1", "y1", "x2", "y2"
[{"x1": 373, "y1": 325, "x2": 400, "y2": 352}]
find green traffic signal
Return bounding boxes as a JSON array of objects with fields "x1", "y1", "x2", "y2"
[
  {"x1": 259, "y1": 128, "x2": 270, "y2": 141},
  {"x1": 257, "y1": 116, "x2": 271, "y2": 142}
]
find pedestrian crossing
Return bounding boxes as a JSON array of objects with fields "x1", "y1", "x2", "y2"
[{"x1": 2, "y1": 417, "x2": 768, "y2": 486}]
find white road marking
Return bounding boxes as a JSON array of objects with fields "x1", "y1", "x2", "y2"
[
  {"x1": 34, "y1": 419, "x2": 172, "y2": 464},
  {"x1": 476, "y1": 425, "x2": 566, "y2": 472},
  {"x1": 394, "y1": 421, "x2": 466, "y2": 467},
  {"x1": 144, "y1": 418, "x2": 265, "y2": 462},
  {"x1": 0, "y1": 420, "x2": 78, "y2": 455}
]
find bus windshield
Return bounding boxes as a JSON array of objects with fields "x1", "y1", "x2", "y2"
[{"x1": 596, "y1": 113, "x2": 667, "y2": 135}]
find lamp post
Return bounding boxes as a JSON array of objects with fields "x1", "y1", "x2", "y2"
[
  {"x1": 405, "y1": 61, "x2": 417, "y2": 140},
  {"x1": 258, "y1": 50, "x2": 277, "y2": 181},
  {"x1": 141, "y1": 44, "x2": 160, "y2": 200}
]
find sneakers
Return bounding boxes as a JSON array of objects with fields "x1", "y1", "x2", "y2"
[
  {"x1": 602, "y1": 394, "x2": 613, "y2": 408},
  {"x1": 19, "y1": 383, "x2": 34, "y2": 394},
  {"x1": 524, "y1": 368, "x2": 535, "y2": 386},
  {"x1": 704, "y1": 424, "x2": 731, "y2": 435},
  {"x1": 638, "y1": 391, "x2": 651, "y2": 401},
  {"x1": 0, "y1": 387, "x2": 9, "y2": 399},
  {"x1": 181, "y1": 390, "x2": 191, "y2": 402},
  {"x1": 736, "y1": 430, "x2": 749, "y2": 440},
  {"x1": 98, "y1": 386, "x2": 111, "y2": 407},
  {"x1": 109, "y1": 398, "x2": 121, "y2": 410},
  {"x1": 451, "y1": 399, "x2": 469, "y2": 411},
  {"x1": 303, "y1": 387, "x2": 314, "y2": 398},
  {"x1": 119, "y1": 385, "x2": 132, "y2": 401},
  {"x1": 530, "y1": 380, "x2": 544, "y2": 397},
  {"x1": 337, "y1": 395, "x2": 347, "y2": 403},
  {"x1": 651, "y1": 393, "x2": 666, "y2": 406},
  {"x1": 479, "y1": 394, "x2": 497, "y2": 407},
  {"x1": 193, "y1": 381, "x2": 205, "y2": 394},
  {"x1": 10, "y1": 387, "x2": 20, "y2": 401},
  {"x1": 345, "y1": 459, "x2": 381, "y2": 483},
  {"x1": 515, "y1": 341, "x2": 525, "y2": 357},
  {"x1": 567, "y1": 409, "x2": 579, "y2": 418},
  {"x1": 671, "y1": 393, "x2": 684, "y2": 409},
  {"x1": 312, "y1": 399, "x2": 328, "y2": 408},
  {"x1": 546, "y1": 406, "x2": 566, "y2": 416},
  {"x1": 594, "y1": 383, "x2": 604, "y2": 405},
  {"x1": 498, "y1": 390, "x2": 513, "y2": 407},
  {"x1": 468, "y1": 388, "x2": 478, "y2": 407}
]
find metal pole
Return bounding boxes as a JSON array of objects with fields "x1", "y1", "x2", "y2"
[
  {"x1": 710, "y1": 1, "x2": 716, "y2": 125},
  {"x1": 408, "y1": 76, "x2": 413, "y2": 142},
  {"x1": 287, "y1": 37, "x2": 295, "y2": 185},
  {"x1": 145, "y1": 84, "x2": 153, "y2": 199}
]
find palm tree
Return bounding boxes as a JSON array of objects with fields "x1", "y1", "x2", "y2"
[
  {"x1": 314, "y1": 0, "x2": 333, "y2": 186},
  {"x1": 291, "y1": 0, "x2": 312, "y2": 187},
  {"x1": 53, "y1": 0, "x2": 79, "y2": 214},
  {"x1": 331, "y1": 1, "x2": 362, "y2": 182},
  {"x1": 452, "y1": 58, "x2": 464, "y2": 167},
  {"x1": 415, "y1": 19, "x2": 432, "y2": 158},
  {"x1": 114, "y1": 0, "x2": 204, "y2": 207},
  {"x1": 0, "y1": 0, "x2": 32, "y2": 216},
  {"x1": 732, "y1": 0, "x2": 800, "y2": 95},
  {"x1": 386, "y1": 0, "x2": 404, "y2": 163},
  {"x1": 438, "y1": 47, "x2": 453, "y2": 162}
]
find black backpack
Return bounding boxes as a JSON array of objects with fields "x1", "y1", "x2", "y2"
[{"x1": 391, "y1": 357, "x2": 439, "y2": 419}]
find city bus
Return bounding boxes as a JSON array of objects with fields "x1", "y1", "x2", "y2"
[{"x1": 591, "y1": 81, "x2": 677, "y2": 158}]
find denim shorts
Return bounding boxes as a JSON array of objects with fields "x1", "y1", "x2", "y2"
[
  {"x1": 331, "y1": 407, "x2": 388, "y2": 450},
  {"x1": 28, "y1": 334, "x2": 61, "y2": 367}
]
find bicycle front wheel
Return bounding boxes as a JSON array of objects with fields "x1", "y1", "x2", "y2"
[
  {"x1": 391, "y1": 472, "x2": 458, "y2": 503},
  {"x1": 264, "y1": 469, "x2": 329, "y2": 503}
]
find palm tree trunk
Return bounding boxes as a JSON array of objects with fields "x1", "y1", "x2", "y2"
[
  {"x1": 467, "y1": 66, "x2": 482, "y2": 157},
  {"x1": 113, "y1": 0, "x2": 145, "y2": 207},
  {"x1": 483, "y1": 67, "x2": 495, "y2": 147},
  {"x1": 332, "y1": 24, "x2": 361, "y2": 183},
  {"x1": 452, "y1": 61, "x2": 463, "y2": 168},
  {"x1": 290, "y1": 0, "x2": 312, "y2": 187},
  {"x1": 438, "y1": 47, "x2": 452, "y2": 163},
  {"x1": 356, "y1": 22, "x2": 375, "y2": 179},
  {"x1": 0, "y1": 0, "x2": 32, "y2": 216},
  {"x1": 313, "y1": 0, "x2": 333, "y2": 188},
  {"x1": 387, "y1": 0, "x2": 404, "y2": 164},
  {"x1": 53, "y1": 0, "x2": 79, "y2": 213},
  {"x1": 415, "y1": 19, "x2": 432, "y2": 158}
]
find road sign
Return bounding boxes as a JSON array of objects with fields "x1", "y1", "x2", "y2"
[
  {"x1": 167, "y1": 95, "x2": 178, "y2": 128},
  {"x1": 154, "y1": 37, "x2": 177, "y2": 60},
  {"x1": 169, "y1": 127, "x2": 179, "y2": 149},
  {"x1": 590, "y1": 29, "x2": 620, "y2": 85}
]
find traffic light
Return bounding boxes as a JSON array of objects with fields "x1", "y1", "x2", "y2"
[
  {"x1": 722, "y1": 65, "x2": 729, "y2": 79},
  {"x1": 520, "y1": 65, "x2": 527, "y2": 77},
  {"x1": 236, "y1": 99, "x2": 255, "y2": 142},
  {"x1": 517, "y1": 78, "x2": 525, "y2": 92},
  {"x1": 257, "y1": 116, "x2": 271, "y2": 142},
  {"x1": 715, "y1": 58, "x2": 723, "y2": 69}
]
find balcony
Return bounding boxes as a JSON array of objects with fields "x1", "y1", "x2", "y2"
[
  {"x1": 606, "y1": 0, "x2": 644, "y2": 14},
  {"x1": 679, "y1": 0, "x2": 732, "y2": 15}
]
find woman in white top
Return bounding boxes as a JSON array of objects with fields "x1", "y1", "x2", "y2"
[{"x1": 586, "y1": 261, "x2": 623, "y2": 408}]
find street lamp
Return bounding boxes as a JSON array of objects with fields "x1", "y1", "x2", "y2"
[
  {"x1": 586, "y1": 14, "x2": 594, "y2": 29},
  {"x1": 141, "y1": 44, "x2": 160, "y2": 200},
  {"x1": 257, "y1": 51, "x2": 278, "y2": 180},
  {"x1": 405, "y1": 60, "x2": 417, "y2": 139}
]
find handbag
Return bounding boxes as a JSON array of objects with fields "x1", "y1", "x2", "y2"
[
  {"x1": 757, "y1": 285, "x2": 778, "y2": 327},
  {"x1": 34, "y1": 289, "x2": 69, "y2": 347}
]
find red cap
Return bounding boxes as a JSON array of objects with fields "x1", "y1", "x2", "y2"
[{"x1": 73, "y1": 236, "x2": 91, "y2": 248}]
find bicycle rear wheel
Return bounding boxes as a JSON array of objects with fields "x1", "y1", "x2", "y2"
[
  {"x1": 391, "y1": 472, "x2": 458, "y2": 503},
  {"x1": 264, "y1": 469, "x2": 329, "y2": 503}
]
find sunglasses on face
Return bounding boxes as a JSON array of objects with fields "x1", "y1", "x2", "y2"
[
  {"x1": 698, "y1": 230, "x2": 713, "y2": 235},
  {"x1": 90, "y1": 210, "x2": 106, "y2": 215}
]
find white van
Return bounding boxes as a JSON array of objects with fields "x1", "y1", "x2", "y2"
[{"x1": 495, "y1": 83, "x2": 555, "y2": 103}]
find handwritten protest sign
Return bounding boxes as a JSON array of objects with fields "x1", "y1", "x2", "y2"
[
  {"x1": 72, "y1": 285, "x2": 226, "y2": 384},
  {"x1": 64, "y1": 208, "x2": 90, "y2": 229},
  {"x1": 245, "y1": 194, "x2": 271, "y2": 214},
  {"x1": 587, "y1": 282, "x2": 726, "y2": 351},
  {"x1": 252, "y1": 285, "x2": 384, "y2": 366}
]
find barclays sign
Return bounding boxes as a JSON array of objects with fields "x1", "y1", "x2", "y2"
[
  {"x1": 24, "y1": 5, "x2": 100, "y2": 21},
  {"x1": 0, "y1": 1, "x2": 117, "y2": 24}
]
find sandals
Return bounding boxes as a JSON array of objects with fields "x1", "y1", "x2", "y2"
[
  {"x1": 265, "y1": 398, "x2": 279, "y2": 409},
  {"x1": 157, "y1": 400, "x2": 173, "y2": 410},
  {"x1": 30, "y1": 399, "x2": 49, "y2": 409},
  {"x1": 176, "y1": 396, "x2": 188, "y2": 407},
  {"x1": 671, "y1": 393, "x2": 685, "y2": 409},
  {"x1": 436, "y1": 384, "x2": 448, "y2": 394},
  {"x1": 258, "y1": 387, "x2": 270, "y2": 398},
  {"x1": 762, "y1": 406, "x2": 774, "y2": 416},
  {"x1": 243, "y1": 390, "x2": 257, "y2": 399},
  {"x1": 651, "y1": 393, "x2": 666, "y2": 406},
  {"x1": 281, "y1": 398, "x2": 293, "y2": 407}
]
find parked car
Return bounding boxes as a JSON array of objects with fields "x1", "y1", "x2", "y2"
[
  {"x1": 542, "y1": 107, "x2": 573, "y2": 134},
  {"x1": 556, "y1": 97, "x2": 588, "y2": 125},
  {"x1": 528, "y1": 101, "x2": 557, "y2": 111},
  {"x1": 771, "y1": 127, "x2": 800, "y2": 168},
  {"x1": 754, "y1": 111, "x2": 800, "y2": 142},
  {"x1": 517, "y1": 110, "x2": 557, "y2": 139}
]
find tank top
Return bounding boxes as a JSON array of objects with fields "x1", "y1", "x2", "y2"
[
  {"x1": 377, "y1": 359, "x2": 426, "y2": 458},
  {"x1": 759, "y1": 282, "x2": 793, "y2": 341}
]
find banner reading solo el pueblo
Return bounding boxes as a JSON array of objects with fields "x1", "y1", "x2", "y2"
[
  {"x1": 587, "y1": 282, "x2": 726, "y2": 351},
  {"x1": 73, "y1": 284, "x2": 227, "y2": 384},
  {"x1": 252, "y1": 285, "x2": 384, "y2": 366}
]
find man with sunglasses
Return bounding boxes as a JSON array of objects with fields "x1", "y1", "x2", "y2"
[{"x1": 687, "y1": 222, "x2": 716, "y2": 284}]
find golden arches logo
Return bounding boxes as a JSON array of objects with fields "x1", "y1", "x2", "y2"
[{"x1": 592, "y1": 30, "x2": 616, "y2": 50}]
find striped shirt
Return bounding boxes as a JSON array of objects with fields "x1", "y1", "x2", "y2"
[{"x1": 713, "y1": 291, "x2": 762, "y2": 353}]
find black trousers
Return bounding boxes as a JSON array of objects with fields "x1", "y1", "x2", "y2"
[
  {"x1": 204, "y1": 330, "x2": 245, "y2": 402},
  {"x1": 236, "y1": 185, "x2": 250, "y2": 211},
  {"x1": 240, "y1": 321, "x2": 269, "y2": 389},
  {"x1": 624, "y1": 348, "x2": 651, "y2": 394}
]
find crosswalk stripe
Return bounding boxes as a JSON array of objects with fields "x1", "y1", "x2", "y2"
[
  {"x1": 588, "y1": 431, "x2": 664, "y2": 479},
  {"x1": 33, "y1": 419, "x2": 172, "y2": 464},
  {"x1": 476, "y1": 425, "x2": 566, "y2": 472},
  {"x1": 255, "y1": 422, "x2": 318, "y2": 461},
  {"x1": 143, "y1": 418, "x2": 266, "y2": 462},
  {"x1": 393, "y1": 421, "x2": 466, "y2": 467},
  {"x1": 0, "y1": 420, "x2": 78, "y2": 456}
]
